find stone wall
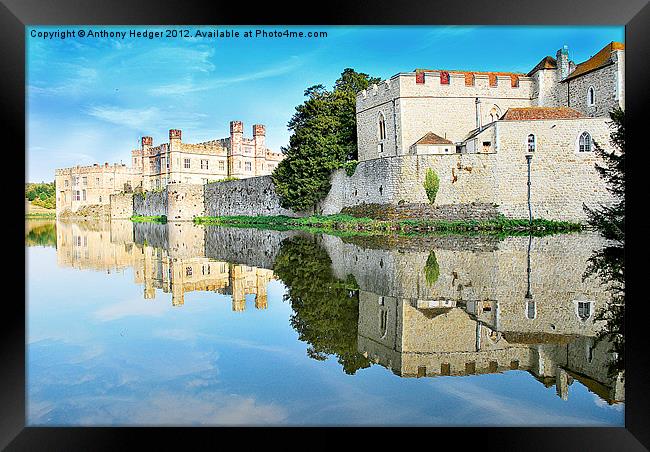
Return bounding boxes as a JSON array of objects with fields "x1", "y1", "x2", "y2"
[
  {"x1": 340, "y1": 202, "x2": 500, "y2": 221},
  {"x1": 203, "y1": 225, "x2": 302, "y2": 269},
  {"x1": 110, "y1": 192, "x2": 134, "y2": 219},
  {"x1": 167, "y1": 183, "x2": 205, "y2": 221},
  {"x1": 133, "y1": 189, "x2": 167, "y2": 217},
  {"x1": 204, "y1": 176, "x2": 298, "y2": 217}
]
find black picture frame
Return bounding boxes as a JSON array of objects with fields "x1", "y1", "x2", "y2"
[{"x1": 5, "y1": 0, "x2": 649, "y2": 449}]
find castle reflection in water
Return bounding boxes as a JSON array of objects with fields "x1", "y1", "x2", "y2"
[{"x1": 41, "y1": 218, "x2": 624, "y2": 405}]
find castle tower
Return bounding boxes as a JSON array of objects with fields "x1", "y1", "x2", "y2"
[
  {"x1": 229, "y1": 120, "x2": 244, "y2": 177},
  {"x1": 556, "y1": 45, "x2": 570, "y2": 80},
  {"x1": 168, "y1": 129, "x2": 182, "y2": 183},
  {"x1": 253, "y1": 124, "x2": 266, "y2": 176}
]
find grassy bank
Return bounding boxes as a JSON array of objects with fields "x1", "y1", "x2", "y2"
[
  {"x1": 194, "y1": 214, "x2": 582, "y2": 236},
  {"x1": 130, "y1": 215, "x2": 167, "y2": 224},
  {"x1": 25, "y1": 212, "x2": 56, "y2": 219}
]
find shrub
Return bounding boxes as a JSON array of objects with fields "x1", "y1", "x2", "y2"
[
  {"x1": 424, "y1": 168, "x2": 440, "y2": 204},
  {"x1": 424, "y1": 251, "x2": 440, "y2": 285}
]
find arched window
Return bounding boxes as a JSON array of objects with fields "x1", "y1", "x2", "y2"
[
  {"x1": 378, "y1": 112, "x2": 386, "y2": 141},
  {"x1": 489, "y1": 105, "x2": 501, "y2": 123},
  {"x1": 527, "y1": 134, "x2": 536, "y2": 153},
  {"x1": 576, "y1": 301, "x2": 593, "y2": 321},
  {"x1": 587, "y1": 86, "x2": 596, "y2": 106},
  {"x1": 578, "y1": 132, "x2": 592, "y2": 152}
]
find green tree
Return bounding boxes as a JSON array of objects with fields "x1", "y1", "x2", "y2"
[
  {"x1": 424, "y1": 168, "x2": 440, "y2": 204},
  {"x1": 272, "y1": 69, "x2": 381, "y2": 212},
  {"x1": 583, "y1": 107, "x2": 625, "y2": 377},
  {"x1": 273, "y1": 236, "x2": 371, "y2": 375}
]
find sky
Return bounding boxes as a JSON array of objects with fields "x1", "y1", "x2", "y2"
[{"x1": 26, "y1": 25, "x2": 624, "y2": 182}]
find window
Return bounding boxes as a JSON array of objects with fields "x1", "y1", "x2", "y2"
[
  {"x1": 82, "y1": 189, "x2": 86, "y2": 201},
  {"x1": 245, "y1": 161, "x2": 252, "y2": 171},
  {"x1": 526, "y1": 300, "x2": 536, "y2": 319},
  {"x1": 378, "y1": 112, "x2": 386, "y2": 141},
  {"x1": 184, "y1": 158, "x2": 191, "y2": 168},
  {"x1": 587, "y1": 86, "x2": 596, "y2": 106},
  {"x1": 440, "y1": 71, "x2": 450, "y2": 85},
  {"x1": 73, "y1": 190, "x2": 81, "y2": 201},
  {"x1": 219, "y1": 161, "x2": 225, "y2": 171},
  {"x1": 99, "y1": 196, "x2": 102, "y2": 203},
  {"x1": 64, "y1": 180, "x2": 69, "y2": 187},
  {"x1": 576, "y1": 301, "x2": 592, "y2": 321},
  {"x1": 96, "y1": 177, "x2": 100, "y2": 183},
  {"x1": 578, "y1": 132, "x2": 592, "y2": 152},
  {"x1": 527, "y1": 134, "x2": 536, "y2": 152},
  {"x1": 82, "y1": 176, "x2": 87, "y2": 186},
  {"x1": 201, "y1": 159, "x2": 209, "y2": 170},
  {"x1": 379, "y1": 309, "x2": 388, "y2": 338},
  {"x1": 186, "y1": 267, "x2": 193, "y2": 277}
]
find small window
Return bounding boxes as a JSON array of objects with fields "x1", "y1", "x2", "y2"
[
  {"x1": 82, "y1": 176, "x2": 87, "y2": 185},
  {"x1": 527, "y1": 134, "x2": 536, "y2": 152},
  {"x1": 184, "y1": 158, "x2": 191, "y2": 168},
  {"x1": 82, "y1": 189, "x2": 86, "y2": 201},
  {"x1": 64, "y1": 180, "x2": 69, "y2": 187},
  {"x1": 96, "y1": 177, "x2": 99, "y2": 183},
  {"x1": 245, "y1": 161, "x2": 252, "y2": 171},
  {"x1": 578, "y1": 132, "x2": 592, "y2": 152},
  {"x1": 201, "y1": 159, "x2": 209, "y2": 170},
  {"x1": 219, "y1": 161, "x2": 225, "y2": 171},
  {"x1": 577, "y1": 301, "x2": 592, "y2": 321},
  {"x1": 99, "y1": 196, "x2": 102, "y2": 203},
  {"x1": 186, "y1": 267, "x2": 193, "y2": 277},
  {"x1": 526, "y1": 300, "x2": 536, "y2": 319},
  {"x1": 379, "y1": 309, "x2": 388, "y2": 338},
  {"x1": 378, "y1": 112, "x2": 386, "y2": 141},
  {"x1": 587, "y1": 86, "x2": 596, "y2": 106},
  {"x1": 377, "y1": 143, "x2": 384, "y2": 153}
]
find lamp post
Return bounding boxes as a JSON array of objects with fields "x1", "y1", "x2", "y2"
[{"x1": 525, "y1": 154, "x2": 533, "y2": 226}]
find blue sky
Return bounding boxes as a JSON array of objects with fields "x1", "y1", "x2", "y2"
[{"x1": 26, "y1": 25, "x2": 624, "y2": 182}]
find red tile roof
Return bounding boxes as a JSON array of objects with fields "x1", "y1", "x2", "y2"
[
  {"x1": 500, "y1": 107, "x2": 586, "y2": 121},
  {"x1": 564, "y1": 41, "x2": 625, "y2": 81},
  {"x1": 414, "y1": 132, "x2": 453, "y2": 145},
  {"x1": 527, "y1": 56, "x2": 557, "y2": 76}
]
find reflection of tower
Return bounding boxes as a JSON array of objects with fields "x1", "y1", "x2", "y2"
[
  {"x1": 171, "y1": 258, "x2": 185, "y2": 307},
  {"x1": 231, "y1": 265, "x2": 246, "y2": 312},
  {"x1": 556, "y1": 368, "x2": 570, "y2": 401},
  {"x1": 143, "y1": 245, "x2": 156, "y2": 300},
  {"x1": 255, "y1": 271, "x2": 268, "y2": 310}
]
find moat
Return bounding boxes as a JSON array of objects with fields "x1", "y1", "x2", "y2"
[{"x1": 25, "y1": 219, "x2": 624, "y2": 426}]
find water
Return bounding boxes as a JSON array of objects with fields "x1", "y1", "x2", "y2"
[{"x1": 25, "y1": 219, "x2": 624, "y2": 426}]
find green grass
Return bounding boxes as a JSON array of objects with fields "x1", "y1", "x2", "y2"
[
  {"x1": 25, "y1": 212, "x2": 56, "y2": 219},
  {"x1": 130, "y1": 215, "x2": 167, "y2": 224},
  {"x1": 194, "y1": 214, "x2": 582, "y2": 237}
]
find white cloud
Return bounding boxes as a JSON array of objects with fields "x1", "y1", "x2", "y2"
[
  {"x1": 94, "y1": 297, "x2": 169, "y2": 321},
  {"x1": 147, "y1": 56, "x2": 302, "y2": 97}
]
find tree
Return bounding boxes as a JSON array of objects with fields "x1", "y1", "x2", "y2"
[
  {"x1": 272, "y1": 69, "x2": 381, "y2": 212},
  {"x1": 273, "y1": 236, "x2": 371, "y2": 375},
  {"x1": 582, "y1": 107, "x2": 625, "y2": 377}
]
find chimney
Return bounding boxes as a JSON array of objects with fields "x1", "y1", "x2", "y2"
[{"x1": 556, "y1": 45, "x2": 570, "y2": 80}]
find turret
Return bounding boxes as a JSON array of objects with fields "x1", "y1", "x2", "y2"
[
  {"x1": 169, "y1": 129, "x2": 182, "y2": 151},
  {"x1": 229, "y1": 120, "x2": 243, "y2": 156},
  {"x1": 556, "y1": 45, "x2": 570, "y2": 80}
]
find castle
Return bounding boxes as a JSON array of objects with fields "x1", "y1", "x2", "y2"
[
  {"x1": 54, "y1": 120, "x2": 284, "y2": 216},
  {"x1": 59, "y1": 41, "x2": 625, "y2": 224}
]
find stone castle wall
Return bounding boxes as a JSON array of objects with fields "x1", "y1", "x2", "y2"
[
  {"x1": 167, "y1": 183, "x2": 205, "y2": 221},
  {"x1": 133, "y1": 189, "x2": 167, "y2": 217},
  {"x1": 204, "y1": 176, "x2": 297, "y2": 217},
  {"x1": 110, "y1": 192, "x2": 134, "y2": 219}
]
